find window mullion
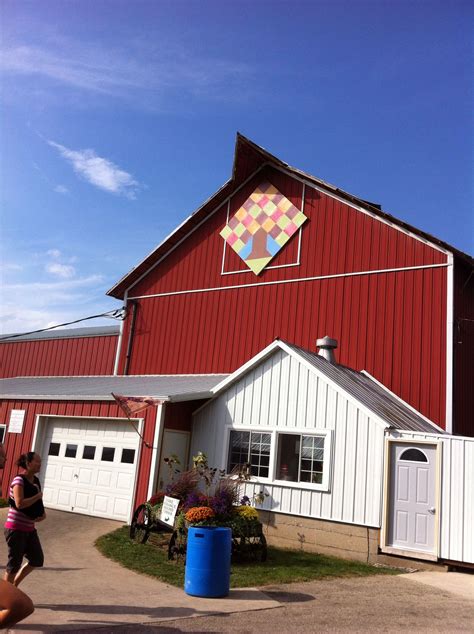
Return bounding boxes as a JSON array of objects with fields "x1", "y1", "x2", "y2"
[
  {"x1": 297, "y1": 435, "x2": 303, "y2": 482},
  {"x1": 269, "y1": 430, "x2": 277, "y2": 480}
]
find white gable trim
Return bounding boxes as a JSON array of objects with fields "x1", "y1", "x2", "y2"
[{"x1": 194, "y1": 340, "x2": 390, "y2": 431}]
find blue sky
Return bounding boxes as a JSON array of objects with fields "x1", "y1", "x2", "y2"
[{"x1": 1, "y1": 0, "x2": 472, "y2": 334}]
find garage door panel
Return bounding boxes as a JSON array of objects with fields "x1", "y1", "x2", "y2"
[
  {"x1": 117, "y1": 472, "x2": 133, "y2": 491},
  {"x1": 60, "y1": 465, "x2": 75, "y2": 482},
  {"x1": 92, "y1": 495, "x2": 109, "y2": 514},
  {"x1": 40, "y1": 417, "x2": 140, "y2": 521},
  {"x1": 44, "y1": 464, "x2": 58, "y2": 480},
  {"x1": 74, "y1": 491, "x2": 89, "y2": 512},
  {"x1": 57, "y1": 489, "x2": 73, "y2": 506},
  {"x1": 113, "y1": 498, "x2": 130, "y2": 519},
  {"x1": 43, "y1": 487, "x2": 56, "y2": 505},
  {"x1": 96, "y1": 470, "x2": 113, "y2": 487},
  {"x1": 77, "y1": 468, "x2": 93, "y2": 485}
]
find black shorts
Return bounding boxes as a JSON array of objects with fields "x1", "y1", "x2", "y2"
[{"x1": 4, "y1": 529, "x2": 44, "y2": 574}]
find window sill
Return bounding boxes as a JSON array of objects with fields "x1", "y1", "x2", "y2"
[{"x1": 238, "y1": 476, "x2": 329, "y2": 493}]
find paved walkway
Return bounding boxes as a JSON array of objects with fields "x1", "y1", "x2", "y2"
[
  {"x1": 0, "y1": 509, "x2": 280, "y2": 632},
  {"x1": 0, "y1": 509, "x2": 472, "y2": 632},
  {"x1": 399, "y1": 569, "x2": 474, "y2": 601}
]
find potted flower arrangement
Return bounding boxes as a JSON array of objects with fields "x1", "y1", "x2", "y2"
[{"x1": 146, "y1": 452, "x2": 267, "y2": 562}]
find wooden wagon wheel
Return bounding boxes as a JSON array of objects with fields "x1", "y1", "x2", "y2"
[
  {"x1": 168, "y1": 527, "x2": 187, "y2": 561},
  {"x1": 130, "y1": 504, "x2": 152, "y2": 544}
]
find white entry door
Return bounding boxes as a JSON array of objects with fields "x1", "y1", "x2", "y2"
[
  {"x1": 40, "y1": 417, "x2": 140, "y2": 522},
  {"x1": 388, "y1": 443, "x2": 437, "y2": 555}
]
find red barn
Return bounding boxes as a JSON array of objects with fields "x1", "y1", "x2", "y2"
[
  {"x1": 1, "y1": 134, "x2": 473, "y2": 565},
  {"x1": 108, "y1": 134, "x2": 473, "y2": 436},
  {"x1": 0, "y1": 326, "x2": 119, "y2": 379}
]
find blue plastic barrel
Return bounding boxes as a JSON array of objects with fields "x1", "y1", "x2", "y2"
[{"x1": 184, "y1": 526, "x2": 232, "y2": 597}]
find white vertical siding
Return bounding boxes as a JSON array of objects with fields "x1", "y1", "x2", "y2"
[
  {"x1": 394, "y1": 431, "x2": 474, "y2": 564},
  {"x1": 191, "y1": 349, "x2": 386, "y2": 527}
]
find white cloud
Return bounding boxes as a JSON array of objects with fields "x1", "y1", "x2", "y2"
[
  {"x1": 48, "y1": 140, "x2": 140, "y2": 198},
  {"x1": 0, "y1": 262, "x2": 23, "y2": 272},
  {"x1": 46, "y1": 262, "x2": 76, "y2": 278},
  {"x1": 0, "y1": 42, "x2": 252, "y2": 106},
  {"x1": 0, "y1": 274, "x2": 116, "y2": 335},
  {"x1": 54, "y1": 184, "x2": 69, "y2": 194},
  {"x1": 46, "y1": 248, "x2": 61, "y2": 258}
]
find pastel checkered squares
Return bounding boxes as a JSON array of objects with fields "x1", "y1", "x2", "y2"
[{"x1": 220, "y1": 181, "x2": 307, "y2": 274}]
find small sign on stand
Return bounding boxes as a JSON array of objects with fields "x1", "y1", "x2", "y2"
[{"x1": 160, "y1": 496, "x2": 180, "y2": 527}]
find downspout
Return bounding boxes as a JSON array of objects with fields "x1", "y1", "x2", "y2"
[{"x1": 123, "y1": 300, "x2": 138, "y2": 376}]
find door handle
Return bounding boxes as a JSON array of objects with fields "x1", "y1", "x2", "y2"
[
  {"x1": 428, "y1": 507, "x2": 436, "y2": 514},
  {"x1": 74, "y1": 474, "x2": 79, "y2": 479}
]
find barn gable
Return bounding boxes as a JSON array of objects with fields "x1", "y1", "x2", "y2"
[
  {"x1": 105, "y1": 135, "x2": 463, "y2": 433},
  {"x1": 109, "y1": 134, "x2": 450, "y2": 301}
]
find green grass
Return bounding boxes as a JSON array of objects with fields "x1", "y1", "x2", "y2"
[{"x1": 96, "y1": 526, "x2": 399, "y2": 588}]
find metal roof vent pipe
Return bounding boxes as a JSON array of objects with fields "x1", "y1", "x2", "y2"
[{"x1": 316, "y1": 336, "x2": 338, "y2": 364}]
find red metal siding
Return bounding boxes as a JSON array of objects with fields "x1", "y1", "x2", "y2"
[
  {"x1": 163, "y1": 400, "x2": 206, "y2": 432},
  {"x1": 0, "y1": 399, "x2": 156, "y2": 510},
  {"x1": 115, "y1": 167, "x2": 449, "y2": 428},
  {"x1": 120, "y1": 268, "x2": 447, "y2": 428},
  {"x1": 453, "y1": 258, "x2": 474, "y2": 436},
  {"x1": 0, "y1": 335, "x2": 118, "y2": 379},
  {"x1": 128, "y1": 167, "x2": 446, "y2": 299}
]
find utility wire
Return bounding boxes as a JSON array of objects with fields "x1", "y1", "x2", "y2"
[{"x1": 0, "y1": 308, "x2": 126, "y2": 342}]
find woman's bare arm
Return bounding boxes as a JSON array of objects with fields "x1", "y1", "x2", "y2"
[
  {"x1": 0, "y1": 580, "x2": 34, "y2": 626},
  {"x1": 12, "y1": 484, "x2": 42, "y2": 510}
]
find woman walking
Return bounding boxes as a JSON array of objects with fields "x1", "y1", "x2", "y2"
[{"x1": 4, "y1": 452, "x2": 46, "y2": 587}]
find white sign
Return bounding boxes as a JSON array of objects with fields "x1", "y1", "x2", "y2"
[
  {"x1": 8, "y1": 410, "x2": 25, "y2": 434},
  {"x1": 160, "y1": 495, "x2": 180, "y2": 527}
]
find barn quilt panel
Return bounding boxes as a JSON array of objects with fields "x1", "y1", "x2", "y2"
[{"x1": 220, "y1": 181, "x2": 307, "y2": 274}]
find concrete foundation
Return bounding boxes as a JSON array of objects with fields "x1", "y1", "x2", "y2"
[{"x1": 258, "y1": 510, "x2": 447, "y2": 571}]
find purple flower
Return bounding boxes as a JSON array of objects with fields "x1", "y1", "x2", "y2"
[{"x1": 209, "y1": 489, "x2": 235, "y2": 517}]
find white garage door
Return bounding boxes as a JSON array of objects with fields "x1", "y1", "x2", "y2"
[{"x1": 40, "y1": 417, "x2": 141, "y2": 522}]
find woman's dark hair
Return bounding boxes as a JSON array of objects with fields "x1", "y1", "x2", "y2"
[{"x1": 16, "y1": 452, "x2": 37, "y2": 469}]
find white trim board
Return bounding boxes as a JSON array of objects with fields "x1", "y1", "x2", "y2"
[
  {"x1": 445, "y1": 255, "x2": 454, "y2": 433},
  {"x1": 128, "y1": 263, "x2": 449, "y2": 301}
]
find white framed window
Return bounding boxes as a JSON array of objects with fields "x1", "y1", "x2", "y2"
[
  {"x1": 0, "y1": 425, "x2": 6, "y2": 443},
  {"x1": 227, "y1": 430, "x2": 271, "y2": 478},
  {"x1": 226, "y1": 427, "x2": 331, "y2": 491},
  {"x1": 276, "y1": 433, "x2": 325, "y2": 485}
]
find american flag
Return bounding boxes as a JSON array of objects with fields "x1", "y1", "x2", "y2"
[{"x1": 111, "y1": 393, "x2": 162, "y2": 419}]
